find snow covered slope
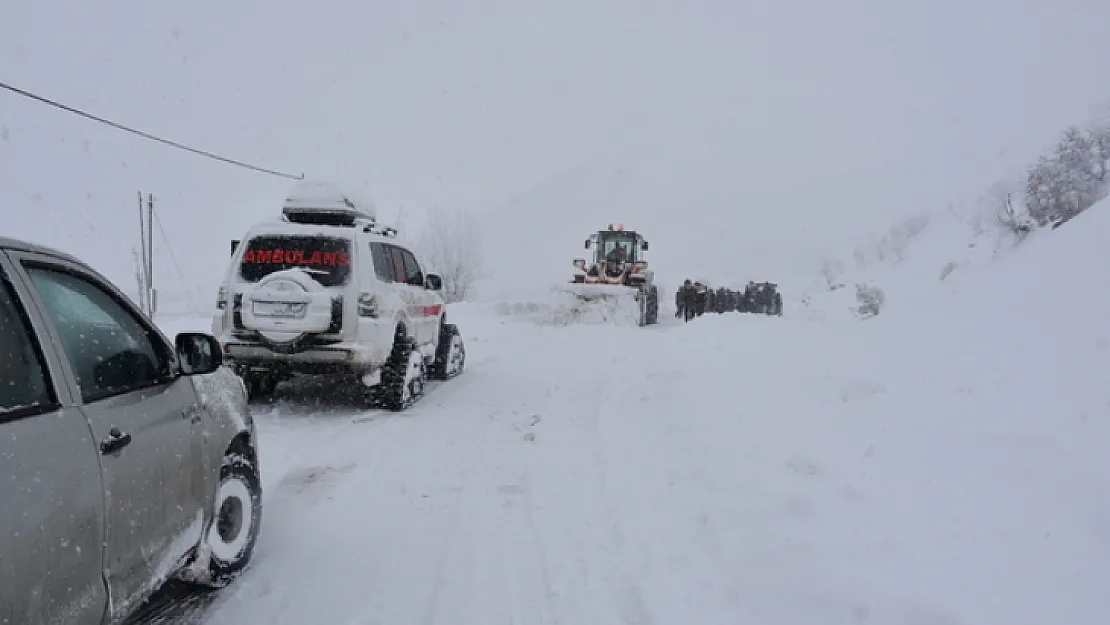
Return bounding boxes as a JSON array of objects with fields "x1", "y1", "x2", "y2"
[
  {"x1": 153, "y1": 201, "x2": 1107, "y2": 625},
  {"x1": 799, "y1": 198, "x2": 1053, "y2": 322}
]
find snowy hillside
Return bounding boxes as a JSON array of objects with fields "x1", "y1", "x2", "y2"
[
  {"x1": 149, "y1": 199, "x2": 1108, "y2": 625},
  {"x1": 794, "y1": 199, "x2": 1028, "y2": 323}
]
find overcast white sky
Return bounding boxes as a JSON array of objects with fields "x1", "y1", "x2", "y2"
[{"x1": 2, "y1": 0, "x2": 1109, "y2": 304}]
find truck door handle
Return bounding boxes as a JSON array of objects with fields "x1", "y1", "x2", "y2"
[{"x1": 100, "y1": 427, "x2": 132, "y2": 455}]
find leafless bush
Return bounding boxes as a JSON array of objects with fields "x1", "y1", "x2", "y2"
[
  {"x1": 820, "y1": 259, "x2": 846, "y2": 291},
  {"x1": 988, "y1": 182, "x2": 1035, "y2": 241},
  {"x1": 413, "y1": 205, "x2": 484, "y2": 303},
  {"x1": 851, "y1": 213, "x2": 931, "y2": 269},
  {"x1": 855, "y1": 283, "x2": 885, "y2": 319}
]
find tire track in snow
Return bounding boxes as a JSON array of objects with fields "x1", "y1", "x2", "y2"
[
  {"x1": 623, "y1": 326, "x2": 871, "y2": 623},
  {"x1": 577, "y1": 345, "x2": 755, "y2": 625},
  {"x1": 415, "y1": 412, "x2": 499, "y2": 625},
  {"x1": 582, "y1": 379, "x2": 657, "y2": 625},
  {"x1": 521, "y1": 355, "x2": 659, "y2": 625},
  {"x1": 617, "y1": 365, "x2": 749, "y2": 619},
  {"x1": 414, "y1": 344, "x2": 560, "y2": 625},
  {"x1": 194, "y1": 335, "x2": 548, "y2": 625},
  {"x1": 179, "y1": 323, "x2": 672, "y2": 625}
]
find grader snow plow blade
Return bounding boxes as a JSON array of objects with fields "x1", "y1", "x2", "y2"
[
  {"x1": 494, "y1": 285, "x2": 644, "y2": 326},
  {"x1": 559, "y1": 282, "x2": 658, "y2": 326},
  {"x1": 563, "y1": 282, "x2": 633, "y2": 301}
]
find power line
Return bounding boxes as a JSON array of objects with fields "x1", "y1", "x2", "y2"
[{"x1": 0, "y1": 79, "x2": 303, "y2": 181}]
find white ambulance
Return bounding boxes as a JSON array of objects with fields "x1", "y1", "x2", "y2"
[{"x1": 212, "y1": 182, "x2": 465, "y2": 410}]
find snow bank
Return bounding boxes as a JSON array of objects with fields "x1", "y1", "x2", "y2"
[
  {"x1": 463, "y1": 283, "x2": 646, "y2": 327},
  {"x1": 802, "y1": 203, "x2": 1044, "y2": 321},
  {"x1": 761, "y1": 200, "x2": 1109, "y2": 623}
]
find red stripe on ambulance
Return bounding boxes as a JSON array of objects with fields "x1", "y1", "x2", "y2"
[{"x1": 407, "y1": 304, "x2": 442, "y2": 317}]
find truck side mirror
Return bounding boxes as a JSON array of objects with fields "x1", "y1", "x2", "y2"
[
  {"x1": 641, "y1": 240, "x2": 649, "y2": 251},
  {"x1": 584, "y1": 239, "x2": 591, "y2": 249},
  {"x1": 230, "y1": 240, "x2": 240, "y2": 255},
  {"x1": 176, "y1": 332, "x2": 223, "y2": 375}
]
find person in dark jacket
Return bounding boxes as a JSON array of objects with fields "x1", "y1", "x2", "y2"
[
  {"x1": 740, "y1": 281, "x2": 755, "y2": 313},
  {"x1": 694, "y1": 282, "x2": 708, "y2": 316},
  {"x1": 723, "y1": 288, "x2": 738, "y2": 312},
  {"x1": 675, "y1": 279, "x2": 697, "y2": 322},
  {"x1": 715, "y1": 287, "x2": 728, "y2": 313}
]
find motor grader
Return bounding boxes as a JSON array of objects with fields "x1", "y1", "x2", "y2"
[{"x1": 568, "y1": 224, "x2": 659, "y2": 326}]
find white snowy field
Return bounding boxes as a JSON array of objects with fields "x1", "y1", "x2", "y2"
[{"x1": 153, "y1": 205, "x2": 1109, "y2": 625}]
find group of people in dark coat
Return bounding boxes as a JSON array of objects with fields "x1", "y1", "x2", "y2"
[{"x1": 674, "y1": 280, "x2": 784, "y2": 322}]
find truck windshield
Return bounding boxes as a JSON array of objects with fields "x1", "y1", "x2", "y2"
[
  {"x1": 238, "y1": 235, "x2": 352, "y2": 287},
  {"x1": 598, "y1": 233, "x2": 638, "y2": 261}
]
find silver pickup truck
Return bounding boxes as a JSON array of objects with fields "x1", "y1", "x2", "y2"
[{"x1": 0, "y1": 236, "x2": 263, "y2": 624}]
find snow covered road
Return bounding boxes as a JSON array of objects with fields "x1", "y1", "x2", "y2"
[{"x1": 154, "y1": 251, "x2": 1109, "y2": 625}]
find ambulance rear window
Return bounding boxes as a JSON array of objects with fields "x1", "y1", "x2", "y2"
[{"x1": 238, "y1": 235, "x2": 352, "y2": 287}]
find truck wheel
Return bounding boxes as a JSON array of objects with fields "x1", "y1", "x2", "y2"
[
  {"x1": 636, "y1": 285, "x2": 653, "y2": 326},
  {"x1": 432, "y1": 323, "x2": 466, "y2": 380},
  {"x1": 380, "y1": 336, "x2": 426, "y2": 411},
  {"x1": 195, "y1": 451, "x2": 262, "y2": 588}
]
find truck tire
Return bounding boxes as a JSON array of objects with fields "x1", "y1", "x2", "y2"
[
  {"x1": 379, "y1": 335, "x2": 426, "y2": 411},
  {"x1": 431, "y1": 323, "x2": 466, "y2": 380},
  {"x1": 199, "y1": 451, "x2": 263, "y2": 587},
  {"x1": 638, "y1": 284, "x2": 658, "y2": 326}
]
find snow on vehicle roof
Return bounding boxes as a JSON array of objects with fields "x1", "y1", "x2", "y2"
[
  {"x1": 242, "y1": 210, "x2": 403, "y2": 245},
  {"x1": 282, "y1": 180, "x2": 377, "y2": 220},
  {"x1": 243, "y1": 218, "x2": 403, "y2": 244}
]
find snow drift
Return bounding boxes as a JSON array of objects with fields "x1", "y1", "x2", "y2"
[{"x1": 488, "y1": 284, "x2": 649, "y2": 327}]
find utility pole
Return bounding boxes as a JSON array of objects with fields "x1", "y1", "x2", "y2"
[
  {"x1": 136, "y1": 191, "x2": 156, "y2": 318},
  {"x1": 147, "y1": 192, "x2": 156, "y2": 318},
  {"x1": 136, "y1": 192, "x2": 147, "y2": 316}
]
